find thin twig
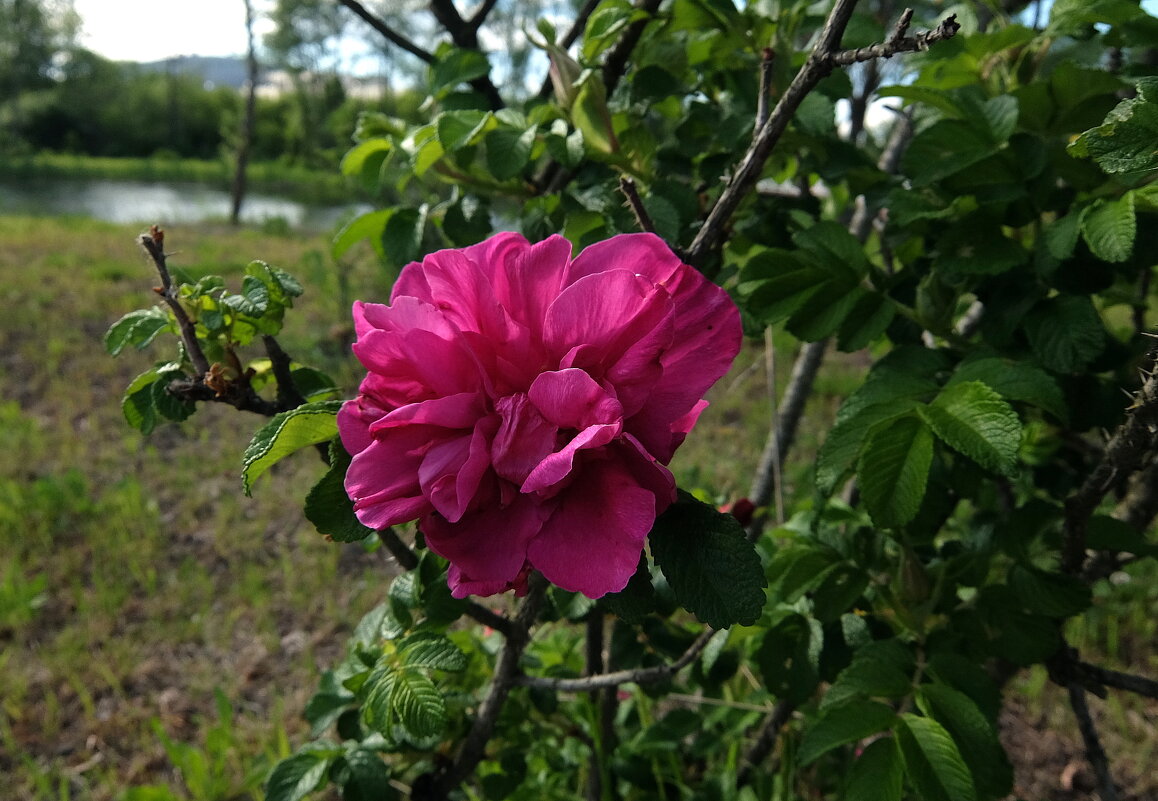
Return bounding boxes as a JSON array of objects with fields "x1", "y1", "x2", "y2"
[
  {"x1": 1067, "y1": 682, "x2": 1120, "y2": 801},
  {"x1": 619, "y1": 176, "x2": 657, "y2": 234},
  {"x1": 516, "y1": 628, "x2": 715, "y2": 691},
  {"x1": 335, "y1": 0, "x2": 435, "y2": 64},
  {"x1": 262, "y1": 335, "x2": 306, "y2": 410},
  {"x1": 763, "y1": 329, "x2": 785, "y2": 527},
  {"x1": 1076, "y1": 661, "x2": 1158, "y2": 699},
  {"x1": 430, "y1": 574, "x2": 547, "y2": 798},
  {"x1": 140, "y1": 228, "x2": 210, "y2": 377}
]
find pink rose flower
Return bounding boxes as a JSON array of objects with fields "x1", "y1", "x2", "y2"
[{"x1": 338, "y1": 232, "x2": 741, "y2": 598}]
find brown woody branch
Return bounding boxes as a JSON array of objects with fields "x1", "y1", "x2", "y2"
[
  {"x1": 335, "y1": 0, "x2": 435, "y2": 64},
  {"x1": 829, "y1": 10, "x2": 961, "y2": 67},
  {"x1": 141, "y1": 227, "x2": 210, "y2": 378},
  {"x1": 600, "y1": 0, "x2": 663, "y2": 96},
  {"x1": 736, "y1": 700, "x2": 795, "y2": 788},
  {"x1": 618, "y1": 177, "x2": 657, "y2": 235}
]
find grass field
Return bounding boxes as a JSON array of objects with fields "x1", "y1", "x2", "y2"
[{"x1": 0, "y1": 215, "x2": 1155, "y2": 800}]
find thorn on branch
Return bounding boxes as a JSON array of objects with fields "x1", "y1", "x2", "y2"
[
  {"x1": 828, "y1": 11, "x2": 961, "y2": 68},
  {"x1": 618, "y1": 177, "x2": 657, "y2": 235}
]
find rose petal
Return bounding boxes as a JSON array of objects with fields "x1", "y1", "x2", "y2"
[
  {"x1": 491, "y1": 393, "x2": 558, "y2": 485},
  {"x1": 527, "y1": 455, "x2": 661, "y2": 598},
  {"x1": 527, "y1": 368, "x2": 623, "y2": 430},
  {"x1": 423, "y1": 495, "x2": 551, "y2": 591},
  {"x1": 344, "y1": 432, "x2": 433, "y2": 529}
]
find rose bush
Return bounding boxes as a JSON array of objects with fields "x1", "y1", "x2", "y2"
[{"x1": 338, "y1": 231, "x2": 741, "y2": 598}]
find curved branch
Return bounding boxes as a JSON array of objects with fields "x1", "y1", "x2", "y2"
[
  {"x1": 515, "y1": 628, "x2": 715, "y2": 691},
  {"x1": 335, "y1": 0, "x2": 435, "y2": 64}
]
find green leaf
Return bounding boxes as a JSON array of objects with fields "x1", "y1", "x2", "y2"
[
  {"x1": 1008, "y1": 565, "x2": 1092, "y2": 618},
  {"x1": 1080, "y1": 193, "x2": 1136, "y2": 263},
  {"x1": 916, "y1": 684, "x2": 1013, "y2": 800},
  {"x1": 399, "y1": 633, "x2": 468, "y2": 671},
  {"x1": 919, "y1": 381, "x2": 1021, "y2": 476},
  {"x1": 837, "y1": 292, "x2": 895, "y2": 352},
  {"x1": 798, "y1": 697, "x2": 897, "y2": 765},
  {"x1": 934, "y1": 221, "x2": 1027, "y2": 277},
  {"x1": 601, "y1": 553, "x2": 656, "y2": 624},
  {"x1": 151, "y1": 365, "x2": 195, "y2": 423},
  {"x1": 122, "y1": 368, "x2": 163, "y2": 434},
  {"x1": 242, "y1": 401, "x2": 343, "y2": 495},
  {"x1": 835, "y1": 639, "x2": 915, "y2": 698},
  {"x1": 756, "y1": 613, "x2": 821, "y2": 705},
  {"x1": 305, "y1": 440, "x2": 373, "y2": 543},
  {"x1": 430, "y1": 48, "x2": 490, "y2": 95},
  {"x1": 382, "y1": 206, "x2": 427, "y2": 269},
  {"x1": 816, "y1": 375, "x2": 934, "y2": 495},
  {"x1": 856, "y1": 413, "x2": 934, "y2": 529},
  {"x1": 340, "y1": 749, "x2": 398, "y2": 801},
  {"x1": 897, "y1": 714, "x2": 977, "y2": 801},
  {"x1": 436, "y1": 109, "x2": 492, "y2": 151},
  {"x1": 810, "y1": 563, "x2": 869, "y2": 623},
  {"x1": 903, "y1": 120, "x2": 998, "y2": 186},
  {"x1": 264, "y1": 750, "x2": 333, "y2": 801},
  {"x1": 845, "y1": 737, "x2": 904, "y2": 801},
  {"x1": 947, "y1": 358, "x2": 1068, "y2": 424},
  {"x1": 340, "y1": 138, "x2": 392, "y2": 181},
  {"x1": 333, "y1": 209, "x2": 392, "y2": 261},
  {"x1": 1069, "y1": 77, "x2": 1158, "y2": 174},
  {"x1": 105, "y1": 308, "x2": 170, "y2": 356},
  {"x1": 363, "y1": 665, "x2": 447, "y2": 744},
  {"x1": 485, "y1": 126, "x2": 536, "y2": 180},
  {"x1": 649, "y1": 491, "x2": 767, "y2": 628},
  {"x1": 1024, "y1": 295, "x2": 1105, "y2": 373}
]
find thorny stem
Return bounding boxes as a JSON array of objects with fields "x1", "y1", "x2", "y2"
[
  {"x1": 684, "y1": 4, "x2": 959, "y2": 267},
  {"x1": 1062, "y1": 343, "x2": 1158, "y2": 574},
  {"x1": 515, "y1": 628, "x2": 716, "y2": 691},
  {"x1": 619, "y1": 176, "x2": 658, "y2": 235},
  {"x1": 430, "y1": 574, "x2": 548, "y2": 798},
  {"x1": 829, "y1": 9, "x2": 961, "y2": 66},
  {"x1": 141, "y1": 228, "x2": 211, "y2": 378}
]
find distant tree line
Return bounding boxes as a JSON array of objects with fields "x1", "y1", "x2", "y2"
[{"x1": 0, "y1": 0, "x2": 424, "y2": 167}]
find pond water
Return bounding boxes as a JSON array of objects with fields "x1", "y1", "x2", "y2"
[{"x1": 0, "y1": 178, "x2": 370, "y2": 231}]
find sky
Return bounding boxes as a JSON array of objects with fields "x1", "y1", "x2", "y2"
[{"x1": 72, "y1": 0, "x2": 276, "y2": 63}]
